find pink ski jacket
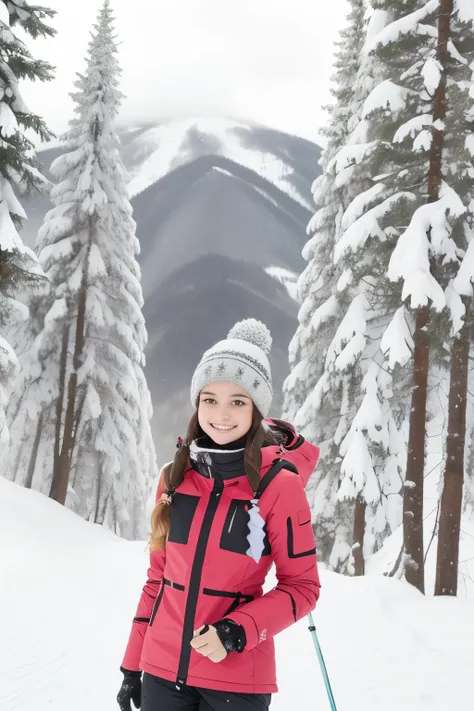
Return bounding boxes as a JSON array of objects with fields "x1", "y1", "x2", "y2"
[{"x1": 122, "y1": 423, "x2": 321, "y2": 694}]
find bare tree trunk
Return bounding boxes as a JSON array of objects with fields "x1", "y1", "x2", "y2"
[
  {"x1": 50, "y1": 221, "x2": 93, "y2": 505},
  {"x1": 435, "y1": 304, "x2": 470, "y2": 595},
  {"x1": 24, "y1": 411, "x2": 44, "y2": 489},
  {"x1": 403, "y1": 0, "x2": 453, "y2": 593},
  {"x1": 352, "y1": 494, "x2": 366, "y2": 575}
]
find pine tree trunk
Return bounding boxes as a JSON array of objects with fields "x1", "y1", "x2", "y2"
[
  {"x1": 94, "y1": 462, "x2": 103, "y2": 522},
  {"x1": 24, "y1": 411, "x2": 44, "y2": 489},
  {"x1": 403, "y1": 0, "x2": 453, "y2": 594},
  {"x1": 50, "y1": 223, "x2": 93, "y2": 505},
  {"x1": 404, "y1": 305, "x2": 429, "y2": 592},
  {"x1": 52, "y1": 293, "x2": 86, "y2": 504},
  {"x1": 51, "y1": 323, "x2": 69, "y2": 496},
  {"x1": 435, "y1": 304, "x2": 470, "y2": 595},
  {"x1": 352, "y1": 494, "x2": 366, "y2": 575},
  {"x1": 71, "y1": 388, "x2": 86, "y2": 459}
]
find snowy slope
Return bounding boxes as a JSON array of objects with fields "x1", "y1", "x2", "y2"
[
  {"x1": 1, "y1": 477, "x2": 473, "y2": 711},
  {"x1": 265, "y1": 266, "x2": 299, "y2": 301},
  {"x1": 121, "y1": 117, "x2": 313, "y2": 208}
]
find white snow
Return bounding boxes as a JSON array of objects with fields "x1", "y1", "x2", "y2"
[
  {"x1": 0, "y1": 201, "x2": 24, "y2": 252},
  {"x1": 363, "y1": 8, "x2": 391, "y2": 54},
  {"x1": 264, "y1": 266, "x2": 299, "y2": 301},
  {"x1": 327, "y1": 142, "x2": 377, "y2": 187},
  {"x1": 327, "y1": 294, "x2": 368, "y2": 374},
  {"x1": 334, "y1": 192, "x2": 416, "y2": 263},
  {"x1": 0, "y1": 102, "x2": 18, "y2": 137},
  {"x1": 413, "y1": 129, "x2": 432, "y2": 152},
  {"x1": 388, "y1": 184, "x2": 464, "y2": 310},
  {"x1": 125, "y1": 117, "x2": 312, "y2": 208},
  {"x1": 393, "y1": 114, "x2": 432, "y2": 144},
  {"x1": 454, "y1": 227, "x2": 474, "y2": 296},
  {"x1": 365, "y1": 0, "x2": 439, "y2": 51},
  {"x1": 309, "y1": 295, "x2": 338, "y2": 334},
  {"x1": 454, "y1": 0, "x2": 474, "y2": 24},
  {"x1": 422, "y1": 58, "x2": 442, "y2": 95},
  {"x1": 0, "y1": 337, "x2": 18, "y2": 444},
  {"x1": 444, "y1": 281, "x2": 466, "y2": 335},
  {"x1": 362, "y1": 80, "x2": 411, "y2": 118},
  {"x1": 1, "y1": 477, "x2": 474, "y2": 711},
  {"x1": 380, "y1": 307, "x2": 414, "y2": 368},
  {"x1": 0, "y1": 177, "x2": 27, "y2": 220},
  {"x1": 341, "y1": 183, "x2": 385, "y2": 231}
]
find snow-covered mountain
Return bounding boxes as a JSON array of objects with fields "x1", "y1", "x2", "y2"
[
  {"x1": 121, "y1": 117, "x2": 315, "y2": 207},
  {"x1": 21, "y1": 118, "x2": 321, "y2": 456},
  {"x1": 2, "y1": 475, "x2": 473, "y2": 711}
]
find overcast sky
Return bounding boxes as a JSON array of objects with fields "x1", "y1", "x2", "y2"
[{"x1": 21, "y1": 0, "x2": 349, "y2": 145}]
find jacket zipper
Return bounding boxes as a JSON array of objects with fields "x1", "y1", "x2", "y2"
[
  {"x1": 176, "y1": 476, "x2": 224, "y2": 685},
  {"x1": 228, "y1": 506, "x2": 237, "y2": 533}
]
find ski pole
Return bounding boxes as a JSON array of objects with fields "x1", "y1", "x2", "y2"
[{"x1": 307, "y1": 612, "x2": 338, "y2": 711}]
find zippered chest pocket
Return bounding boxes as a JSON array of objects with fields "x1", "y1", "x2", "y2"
[{"x1": 220, "y1": 499, "x2": 271, "y2": 557}]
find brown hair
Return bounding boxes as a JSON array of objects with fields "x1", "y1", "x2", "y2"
[{"x1": 149, "y1": 405, "x2": 276, "y2": 552}]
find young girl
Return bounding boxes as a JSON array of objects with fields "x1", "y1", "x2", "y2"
[{"x1": 117, "y1": 319, "x2": 321, "y2": 711}]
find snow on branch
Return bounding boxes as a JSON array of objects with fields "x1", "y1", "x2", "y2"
[
  {"x1": 335, "y1": 192, "x2": 416, "y2": 262},
  {"x1": 365, "y1": 0, "x2": 438, "y2": 52},
  {"x1": 388, "y1": 184, "x2": 465, "y2": 310},
  {"x1": 362, "y1": 80, "x2": 412, "y2": 118}
]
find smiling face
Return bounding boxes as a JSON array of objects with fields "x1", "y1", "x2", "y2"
[{"x1": 197, "y1": 381, "x2": 254, "y2": 445}]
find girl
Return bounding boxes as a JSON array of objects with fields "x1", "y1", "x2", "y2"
[{"x1": 117, "y1": 319, "x2": 321, "y2": 711}]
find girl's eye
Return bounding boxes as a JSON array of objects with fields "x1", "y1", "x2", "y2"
[
  {"x1": 233, "y1": 400, "x2": 245, "y2": 407},
  {"x1": 203, "y1": 398, "x2": 216, "y2": 405}
]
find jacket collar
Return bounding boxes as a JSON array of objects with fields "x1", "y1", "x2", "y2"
[{"x1": 189, "y1": 436, "x2": 246, "y2": 480}]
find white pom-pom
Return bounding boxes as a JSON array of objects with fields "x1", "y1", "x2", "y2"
[{"x1": 227, "y1": 319, "x2": 272, "y2": 355}]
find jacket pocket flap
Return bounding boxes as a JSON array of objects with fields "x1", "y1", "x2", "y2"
[{"x1": 297, "y1": 510, "x2": 311, "y2": 526}]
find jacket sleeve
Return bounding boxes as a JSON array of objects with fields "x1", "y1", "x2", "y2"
[
  {"x1": 226, "y1": 472, "x2": 321, "y2": 650},
  {"x1": 120, "y1": 467, "x2": 168, "y2": 672}
]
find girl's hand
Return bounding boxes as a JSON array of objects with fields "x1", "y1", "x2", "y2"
[{"x1": 190, "y1": 625, "x2": 228, "y2": 663}]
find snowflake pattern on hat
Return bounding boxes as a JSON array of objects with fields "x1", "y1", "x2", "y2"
[{"x1": 190, "y1": 319, "x2": 273, "y2": 416}]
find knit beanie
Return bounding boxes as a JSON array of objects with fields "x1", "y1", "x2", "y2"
[{"x1": 190, "y1": 319, "x2": 273, "y2": 416}]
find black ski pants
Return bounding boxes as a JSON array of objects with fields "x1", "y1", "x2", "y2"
[{"x1": 142, "y1": 672, "x2": 272, "y2": 711}]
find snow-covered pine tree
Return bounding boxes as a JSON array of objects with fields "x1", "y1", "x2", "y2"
[
  {"x1": 8, "y1": 0, "x2": 157, "y2": 538},
  {"x1": 330, "y1": 1, "x2": 441, "y2": 591},
  {"x1": 433, "y1": 0, "x2": 474, "y2": 596},
  {"x1": 0, "y1": 0, "x2": 55, "y2": 447},
  {"x1": 324, "y1": 4, "x2": 419, "y2": 575},
  {"x1": 331, "y1": 0, "x2": 474, "y2": 592},
  {"x1": 284, "y1": 0, "x2": 368, "y2": 430},
  {"x1": 284, "y1": 0, "x2": 370, "y2": 571},
  {"x1": 286, "y1": 3, "x2": 403, "y2": 574}
]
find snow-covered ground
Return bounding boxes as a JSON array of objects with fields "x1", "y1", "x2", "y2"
[{"x1": 1, "y1": 476, "x2": 473, "y2": 711}]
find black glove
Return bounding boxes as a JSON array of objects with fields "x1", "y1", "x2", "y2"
[
  {"x1": 117, "y1": 668, "x2": 142, "y2": 711},
  {"x1": 214, "y1": 619, "x2": 247, "y2": 653}
]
